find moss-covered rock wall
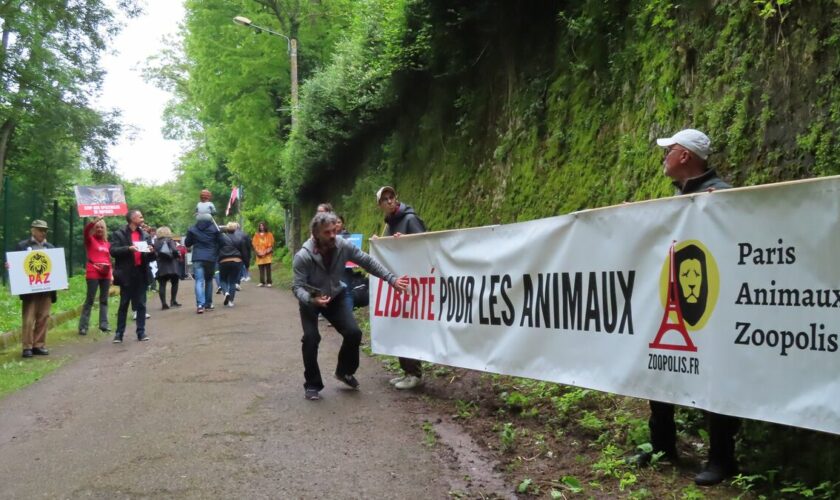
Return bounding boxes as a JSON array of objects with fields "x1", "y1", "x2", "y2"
[{"x1": 306, "y1": 1, "x2": 840, "y2": 242}]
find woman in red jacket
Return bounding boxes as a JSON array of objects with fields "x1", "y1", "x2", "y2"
[{"x1": 78, "y1": 217, "x2": 112, "y2": 335}]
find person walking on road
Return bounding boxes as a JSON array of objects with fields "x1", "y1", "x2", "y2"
[
  {"x1": 630, "y1": 128, "x2": 739, "y2": 487},
  {"x1": 110, "y1": 210, "x2": 156, "y2": 343},
  {"x1": 293, "y1": 212, "x2": 409, "y2": 401},
  {"x1": 252, "y1": 221, "x2": 274, "y2": 288},
  {"x1": 218, "y1": 222, "x2": 250, "y2": 307},
  {"x1": 376, "y1": 185, "x2": 427, "y2": 390},
  {"x1": 184, "y1": 214, "x2": 222, "y2": 314},
  {"x1": 153, "y1": 226, "x2": 182, "y2": 309}
]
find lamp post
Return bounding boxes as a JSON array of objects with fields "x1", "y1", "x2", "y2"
[
  {"x1": 233, "y1": 15, "x2": 300, "y2": 252},
  {"x1": 233, "y1": 16, "x2": 298, "y2": 126}
]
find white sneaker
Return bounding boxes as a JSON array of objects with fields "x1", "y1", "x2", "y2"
[
  {"x1": 235, "y1": 284, "x2": 241, "y2": 291},
  {"x1": 395, "y1": 375, "x2": 423, "y2": 390},
  {"x1": 389, "y1": 375, "x2": 406, "y2": 386},
  {"x1": 257, "y1": 283, "x2": 265, "y2": 287},
  {"x1": 132, "y1": 311, "x2": 136, "y2": 320},
  {"x1": 225, "y1": 301, "x2": 235, "y2": 308},
  {"x1": 266, "y1": 284, "x2": 272, "y2": 288}
]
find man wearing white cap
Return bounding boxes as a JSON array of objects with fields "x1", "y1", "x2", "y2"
[
  {"x1": 13, "y1": 220, "x2": 57, "y2": 358},
  {"x1": 632, "y1": 129, "x2": 738, "y2": 486}
]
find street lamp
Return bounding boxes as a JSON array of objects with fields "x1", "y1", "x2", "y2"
[
  {"x1": 232, "y1": 15, "x2": 298, "y2": 126},
  {"x1": 233, "y1": 15, "x2": 301, "y2": 253}
]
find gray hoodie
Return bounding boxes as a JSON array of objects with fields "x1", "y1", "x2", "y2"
[{"x1": 293, "y1": 236, "x2": 397, "y2": 305}]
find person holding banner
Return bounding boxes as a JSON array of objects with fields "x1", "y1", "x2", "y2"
[
  {"x1": 78, "y1": 217, "x2": 112, "y2": 335},
  {"x1": 376, "y1": 185, "x2": 427, "y2": 390},
  {"x1": 293, "y1": 212, "x2": 409, "y2": 401},
  {"x1": 633, "y1": 129, "x2": 740, "y2": 486},
  {"x1": 11, "y1": 220, "x2": 57, "y2": 358},
  {"x1": 110, "y1": 210, "x2": 156, "y2": 343}
]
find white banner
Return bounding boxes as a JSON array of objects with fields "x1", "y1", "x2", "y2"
[
  {"x1": 370, "y1": 176, "x2": 840, "y2": 435},
  {"x1": 6, "y1": 248, "x2": 69, "y2": 295}
]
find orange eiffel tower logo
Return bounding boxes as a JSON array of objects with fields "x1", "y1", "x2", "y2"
[{"x1": 649, "y1": 242, "x2": 698, "y2": 352}]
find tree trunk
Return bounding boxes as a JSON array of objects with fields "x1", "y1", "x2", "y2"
[{"x1": 0, "y1": 118, "x2": 15, "y2": 191}]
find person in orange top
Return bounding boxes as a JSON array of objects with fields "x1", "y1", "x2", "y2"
[
  {"x1": 79, "y1": 217, "x2": 112, "y2": 335},
  {"x1": 251, "y1": 221, "x2": 275, "y2": 287}
]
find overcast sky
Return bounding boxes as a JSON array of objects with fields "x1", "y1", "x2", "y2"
[{"x1": 97, "y1": 0, "x2": 185, "y2": 184}]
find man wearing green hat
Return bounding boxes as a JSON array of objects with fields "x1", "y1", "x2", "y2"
[{"x1": 15, "y1": 219, "x2": 57, "y2": 358}]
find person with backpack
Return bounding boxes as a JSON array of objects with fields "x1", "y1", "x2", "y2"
[
  {"x1": 375, "y1": 185, "x2": 427, "y2": 390},
  {"x1": 153, "y1": 226, "x2": 182, "y2": 309}
]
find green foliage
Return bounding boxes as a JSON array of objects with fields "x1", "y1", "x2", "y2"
[
  {"x1": 421, "y1": 420, "x2": 436, "y2": 447},
  {"x1": 499, "y1": 422, "x2": 517, "y2": 453}
]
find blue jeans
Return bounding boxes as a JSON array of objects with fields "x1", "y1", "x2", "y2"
[{"x1": 193, "y1": 261, "x2": 215, "y2": 307}]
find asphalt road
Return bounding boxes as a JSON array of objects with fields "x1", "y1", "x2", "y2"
[{"x1": 0, "y1": 279, "x2": 469, "y2": 499}]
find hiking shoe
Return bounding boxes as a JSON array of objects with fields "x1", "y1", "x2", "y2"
[
  {"x1": 389, "y1": 375, "x2": 406, "y2": 386},
  {"x1": 304, "y1": 389, "x2": 320, "y2": 400},
  {"x1": 197, "y1": 306, "x2": 204, "y2": 314},
  {"x1": 335, "y1": 373, "x2": 360, "y2": 389},
  {"x1": 694, "y1": 461, "x2": 737, "y2": 486},
  {"x1": 395, "y1": 375, "x2": 423, "y2": 390},
  {"x1": 223, "y1": 293, "x2": 231, "y2": 306}
]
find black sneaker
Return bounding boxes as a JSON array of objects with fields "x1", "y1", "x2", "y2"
[
  {"x1": 335, "y1": 373, "x2": 359, "y2": 389},
  {"x1": 304, "y1": 388, "x2": 320, "y2": 400},
  {"x1": 216, "y1": 287, "x2": 223, "y2": 295},
  {"x1": 138, "y1": 335, "x2": 150, "y2": 342},
  {"x1": 113, "y1": 336, "x2": 123, "y2": 344},
  {"x1": 205, "y1": 304, "x2": 215, "y2": 311},
  {"x1": 223, "y1": 293, "x2": 231, "y2": 306},
  {"x1": 79, "y1": 329, "x2": 87, "y2": 336}
]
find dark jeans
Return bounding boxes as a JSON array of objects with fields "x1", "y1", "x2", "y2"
[
  {"x1": 258, "y1": 263, "x2": 272, "y2": 285},
  {"x1": 79, "y1": 278, "x2": 110, "y2": 333},
  {"x1": 157, "y1": 275, "x2": 179, "y2": 306},
  {"x1": 649, "y1": 401, "x2": 740, "y2": 465},
  {"x1": 115, "y1": 267, "x2": 147, "y2": 339},
  {"x1": 399, "y1": 357, "x2": 422, "y2": 377},
  {"x1": 299, "y1": 290, "x2": 361, "y2": 391},
  {"x1": 179, "y1": 260, "x2": 187, "y2": 279},
  {"x1": 219, "y1": 261, "x2": 241, "y2": 301}
]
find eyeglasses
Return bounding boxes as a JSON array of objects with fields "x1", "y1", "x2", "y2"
[{"x1": 664, "y1": 146, "x2": 683, "y2": 159}]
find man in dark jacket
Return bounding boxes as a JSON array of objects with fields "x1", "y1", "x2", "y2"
[
  {"x1": 110, "y1": 210, "x2": 156, "y2": 343},
  {"x1": 632, "y1": 129, "x2": 738, "y2": 487},
  {"x1": 376, "y1": 185, "x2": 426, "y2": 390},
  {"x1": 11, "y1": 220, "x2": 57, "y2": 358},
  {"x1": 184, "y1": 215, "x2": 222, "y2": 314},
  {"x1": 293, "y1": 212, "x2": 409, "y2": 401}
]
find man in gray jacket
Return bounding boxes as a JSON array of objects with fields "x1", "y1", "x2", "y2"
[{"x1": 293, "y1": 211, "x2": 409, "y2": 401}]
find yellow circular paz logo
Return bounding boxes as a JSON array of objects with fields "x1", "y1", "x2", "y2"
[
  {"x1": 658, "y1": 240, "x2": 720, "y2": 331},
  {"x1": 23, "y1": 250, "x2": 52, "y2": 285}
]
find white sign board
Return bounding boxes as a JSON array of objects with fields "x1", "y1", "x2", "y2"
[
  {"x1": 370, "y1": 176, "x2": 840, "y2": 435},
  {"x1": 6, "y1": 248, "x2": 69, "y2": 295}
]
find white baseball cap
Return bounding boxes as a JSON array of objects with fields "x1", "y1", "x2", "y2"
[
  {"x1": 376, "y1": 186, "x2": 396, "y2": 203},
  {"x1": 656, "y1": 129, "x2": 711, "y2": 160}
]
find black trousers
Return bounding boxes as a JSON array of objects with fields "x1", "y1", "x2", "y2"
[
  {"x1": 258, "y1": 263, "x2": 272, "y2": 284},
  {"x1": 115, "y1": 267, "x2": 147, "y2": 339},
  {"x1": 157, "y1": 275, "x2": 179, "y2": 306},
  {"x1": 79, "y1": 278, "x2": 110, "y2": 332},
  {"x1": 649, "y1": 401, "x2": 741, "y2": 465},
  {"x1": 299, "y1": 290, "x2": 361, "y2": 391}
]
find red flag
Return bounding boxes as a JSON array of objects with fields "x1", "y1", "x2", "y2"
[{"x1": 225, "y1": 186, "x2": 239, "y2": 216}]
